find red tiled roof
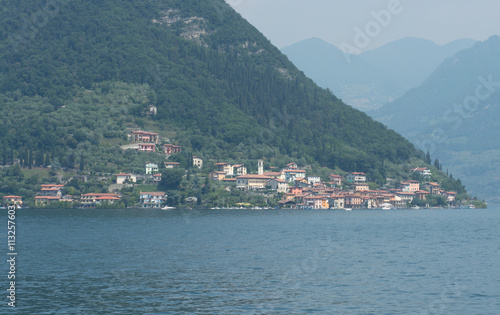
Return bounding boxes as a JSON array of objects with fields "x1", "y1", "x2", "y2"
[
  {"x1": 263, "y1": 172, "x2": 282, "y2": 176},
  {"x1": 237, "y1": 175, "x2": 273, "y2": 179},
  {"x1": 3, "y1": 196, "x2": 22, "y2": 199}
]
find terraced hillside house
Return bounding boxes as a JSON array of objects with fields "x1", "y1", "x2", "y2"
[
  {"x1": 164, "y1": 144, "x2": 182, "y2": 157},
  {"x1": 80, "y1": 193, "x2": 122, "y2": 205},
  {"x1": 40, "y1": 184, "x2": 64, "y2": 197},
  {"x1": 131, "y1": 131, "x2": 158, "y2": 143}
]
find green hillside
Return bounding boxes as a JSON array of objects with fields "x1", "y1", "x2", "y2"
[{"x1": 0, "y1": 0, "x2": 468, "y2": 204}]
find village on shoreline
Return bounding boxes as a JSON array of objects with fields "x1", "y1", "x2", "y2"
[{"x1": 1, "y1": 129, "x2": 484, "y2": 210}]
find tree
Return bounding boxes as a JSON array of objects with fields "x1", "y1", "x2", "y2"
[
  {"x1": 159, "y1": 168, "x2": 184, "y2": 190},
  {"x1": 79, "y1": 152, "x2": 85, "y2": 171},
  {"x1": 425, "y1": 151, "x2": 431, "y2": 164}
]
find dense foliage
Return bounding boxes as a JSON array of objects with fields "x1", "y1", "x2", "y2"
[{"x1": 0, "y1": 0, "x2": 470, "y2": 203}]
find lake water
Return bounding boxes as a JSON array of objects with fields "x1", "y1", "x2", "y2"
[{"x1": 2, "y1": 206, "x2": 500, "y2": 314}]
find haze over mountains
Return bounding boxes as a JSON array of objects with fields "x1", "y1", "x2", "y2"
[
  {"x1": 373, "y1": 36, "x2": 500, "y2": 200},
  {"x1": 282, "y1": 37, "x2": 476, "y2": 111}
]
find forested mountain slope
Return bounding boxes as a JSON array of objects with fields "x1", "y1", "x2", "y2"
[{"x1": 1, "y1": 0, "x2": 421, "y2": 182}]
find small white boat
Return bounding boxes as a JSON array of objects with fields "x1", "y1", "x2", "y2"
[
  {"x1": 380, "y1": 203, "x2": 393, "y2": 210},
  {"x1": 345, "y1": 208, "x2": 352, "y2": 211},
  {"x1": 161, "y1": 206, "x2": 175, "y2": 210}
]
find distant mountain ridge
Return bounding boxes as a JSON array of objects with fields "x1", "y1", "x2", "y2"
[
  {"x1": 372, "y1": 35, "x2": 500, "y2": 200},
  {"x1": 281, "y1": 37, "x2": 476, "y2": 111}
]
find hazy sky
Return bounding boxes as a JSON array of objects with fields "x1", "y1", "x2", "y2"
[{"x1": 227, "y1": 0, "x2": 500, "y2": 50}]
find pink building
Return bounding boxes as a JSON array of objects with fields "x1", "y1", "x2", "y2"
[
  {"x1": 164, "y1": 144, "x2": 182, "y2": 156},
  {"x1": 139, "y1": 143, "x2": 156, "y2": 152},
  {"x1": 131, "y1": 131, "x2": 158, "y2": 143}
]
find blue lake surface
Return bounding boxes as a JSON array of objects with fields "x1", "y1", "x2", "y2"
[{"x1": 1, "y1": 206, "x2": 500, "y2": 314}]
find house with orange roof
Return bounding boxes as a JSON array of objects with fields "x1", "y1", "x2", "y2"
[
  {"x1": 131, "y1": 131, "x2": 158, "y2": 143},
  {"x1": 290, "y1": 187, "x2": 303, "y2": 195},
  {"x1": 164, "y1": 144, "x2": 182, "y2": 157},
  {"x1": 329, "y1": 174, "x2": 342, "y2": 186},
  {"x1": 80, "y1": 193, "x2": 122, "y2": 205},
  {"x1": 415, "y1": 190, "x2": 430, "y2": 200},
  {"x1": 303, "y1": 196, "x2": 329, "y2": 209},
  {"x1": 153, "y1": 173, "x2": 162, "y2": 182},
  {"x1": 444, "y1": 191, "x2": 457, "y2": 203},
  {"x1": 424, "y1": 182, "x2": 441, "y2": 195}
]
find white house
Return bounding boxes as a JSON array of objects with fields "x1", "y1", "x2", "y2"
[
  {"x1": 193, "y1": 156, "x2": 203, "y2": 169},
  {"x1": 412, "y1": 167, "x2": 432, "y2": 179},
  {"x1": 307, "y1": 176, "x2": 321, "y2": 185}
]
